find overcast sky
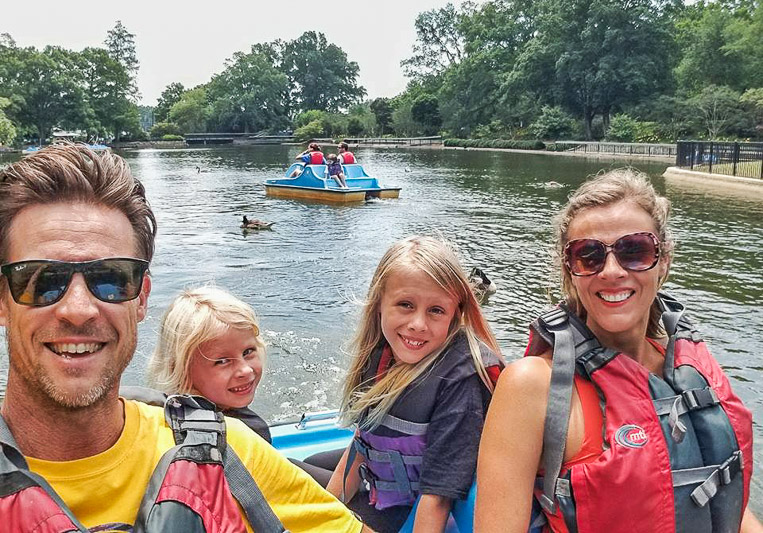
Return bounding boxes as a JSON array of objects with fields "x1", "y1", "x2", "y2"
[{"x1": 3, "y1": 0, "x2": 467, "y2": 106}]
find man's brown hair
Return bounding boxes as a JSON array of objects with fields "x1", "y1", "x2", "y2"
[{"x1": 0, "y1": 143, "x2": 157, "y2": 262}]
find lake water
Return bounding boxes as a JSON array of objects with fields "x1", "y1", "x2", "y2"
[{"x1": 0, "y1": 145, "x2": 761, "y2": 511}]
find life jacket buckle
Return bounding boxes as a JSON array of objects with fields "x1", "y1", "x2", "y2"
[
  {"x1": 540, "y1": 307, "x2": 568, "y2": 330},
  {"x1": 682, "y1": 388, "x2": 719, "y2": 411},
  {"x1": 719, "y1": 451, "x2": 743, "y2": 486}
]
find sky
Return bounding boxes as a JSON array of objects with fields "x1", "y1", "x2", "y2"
[{"x1": 2, "y1": 0, "x2": 467, "y2": 107}]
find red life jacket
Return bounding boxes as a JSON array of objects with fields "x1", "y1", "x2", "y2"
[
  {"x1": 524, "y1": 293, "x2": 752, "y2": 533},
  {"x1": 308, "y1": 151, "x2": 325, "y2": 165},
  {"x1": 340, "y1": 151, "x2": 356, "y2": 164},
  {"x1": 0, "y1": 393, "x2": 286, "y2": 533}
]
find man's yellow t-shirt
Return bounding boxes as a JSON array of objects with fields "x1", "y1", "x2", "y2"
[{"x1": 25, "y1": 399, "x2": 361, "y2": 533}]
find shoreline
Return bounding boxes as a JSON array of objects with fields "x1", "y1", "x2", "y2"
[
  {"x1": 348, "y1": 142, "x2": 675, "y2": 163},
  {"x1": 663, "y1": 166, "x2": 763, "y2": 197}
]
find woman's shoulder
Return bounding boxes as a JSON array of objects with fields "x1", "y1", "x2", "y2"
[{"x1": 493, "y1": 354, "x2": 553, "y2": 404}]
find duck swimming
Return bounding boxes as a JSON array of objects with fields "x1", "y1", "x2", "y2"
[
  {"x1": 196, "y1": 166, "x2": 210, "y2": 173},
  {"x1": 469, "y1": 267, "x2": 497, "y2": 304},
  {"x1": 241, "y1": 215, "x2": 274, "y2": 230}
]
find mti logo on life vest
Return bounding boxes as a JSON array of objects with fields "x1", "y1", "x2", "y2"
[{"x1": 615, "y1": 424, "x2": 648, "y2": 448}]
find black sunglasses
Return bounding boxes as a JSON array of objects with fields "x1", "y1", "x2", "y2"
[
  {"x1": 0, "y1": 258, "x2": 149, "y2": 307},
  {"x1": 564, "y1": 232, "x2": 661, "y2": 277}
]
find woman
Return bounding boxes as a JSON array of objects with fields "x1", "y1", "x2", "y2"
[{"x1": 476, "y1": 169, "x2": 760, "y2": 532}]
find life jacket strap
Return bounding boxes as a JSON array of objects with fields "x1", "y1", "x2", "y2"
[
  {"x1": 538, "y1": 307, "x2": 576, "y2": 515},
  {"x1": 671, "y1": 450, "x2": 743, "y2": 507},
  {"x1": 652, "y1": 387, "x2": 721, "y2": 443},
  {"x1": 0, "y1": 415, "x2": 90, "y2": 533},
  {"x1": 358, "y1": 461, "x2": 421, "y2": 494},
  {"x1": 351, "y1": 437, "x2": 420, "y2": 498},
  {"x1": 352, "y1": 437, "x2": 423, "y2": 465},
  {"x1": 379, "y1": 414, "x2": 429, "y2": 436}
]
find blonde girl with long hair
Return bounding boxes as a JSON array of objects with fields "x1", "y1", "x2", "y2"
[{"x1": 326, "y1": 236, "x2": 504, "y2": 533}]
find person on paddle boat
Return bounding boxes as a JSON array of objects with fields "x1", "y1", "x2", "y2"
[
  {"x1": 147, "y1": 285, "x2": 270, "y2": 441},
  {"x1": 338, "y1": 141, "x2": 357, "y2": 165},
  {"x1": 0, "y1": 143, "x2": 365, "y2": 532},
  {"x1": 475, "y1": 169, "x2": 760, "y2": 533},
  {"x1": 327, "y1": 235, "x2": 505, "y2": 533},
  {"x1": 327, "y1": 153, "x2": 349, "y2": 188},
  {"x1": 290, "y1": 142, "x2": 326, "y2": 177},
  {"x1": 146, "y1": 285, "x2": 336, "y2": 487}
]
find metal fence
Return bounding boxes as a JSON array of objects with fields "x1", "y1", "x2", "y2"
[
  {"x1": 676, "y1": 141, "x2": 763, "y2": 179},
  {"x1": 552, "y1": 141, "x2": 677, "y2": 158},
  {"x1": 344, "y1": 136, "x2": 443, "y2": 147}
]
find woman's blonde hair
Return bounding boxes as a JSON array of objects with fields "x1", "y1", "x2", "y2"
[
  {"x1": 552, "y1": 168, "x2": 674, "y2": 337},
  {"x1": 340, "y1": 236, "x2": 500, "y2": 429},
  {"x1": 148, "y1": 286, "x2": 265, "y2": 395}
]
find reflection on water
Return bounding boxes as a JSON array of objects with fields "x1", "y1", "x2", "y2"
[{"x1": 1, "y1": 146, "x2": 761, "y2": 512}]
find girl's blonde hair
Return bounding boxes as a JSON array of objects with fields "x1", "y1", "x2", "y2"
[
  {"x1": 148, "y1": 286, "x2": 265, "y2": 395},
  {"x1": 340, "y1": 236, "x2": 500, "y2": 429},
  {"x1": 552, "y1": 168, "x2": 674, "y2": 337}
]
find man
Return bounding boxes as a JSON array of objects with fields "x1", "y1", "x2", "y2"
[
  {"x1": 337, "y1": 142, "x2": 356, "y2": 164},
  {"x1": 0, "y1": 144, "x2": 365, "y2": 532}
]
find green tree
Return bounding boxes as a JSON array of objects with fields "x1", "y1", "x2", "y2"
[
  {"x1": 104, "y1": 21, "x2": 139, "y2": 99},
  {"x1": 169, "y1": 87, "x2": 209, "y2": 133},
  {"x1": 281, "y1": 32, "x2": 366, "y2": 113},
  {"x1": 207, "y1": 47, "x2": 289, "y2": 133},
  {"x1": 691, "y1": 84, "x2": 743, "y2": 139},
  {"x1": 150, "y1": 121, "x2": 182, "y2": 139},
  {"x1": 606, "y1": 113, "x2": 639, "y2": 141},
  {"x1": 401, "y1": 3, "x2": 466, "y2": 80},
  {"x1": 528, "y1": 106, "x2": 577, "y2": 140},
  {"x1": 294, "y1": 120, "x2": 324, "y2": 141},
  {"x1": 78, "y1": 47, "x2": 133, "y2": 141},
  {"x1": 0, "y1": 45, "x2": 87, "y2": 142},
  {"x1": 0, "y1": 97, "x2": 16, "y2": 146},
  {"x1": 411, "y1": 94, "x2": 442, "y2": 135},
  {"x1": 391, "y1": 99, "x2": 420, "y2": 137},
  {"x1": 507, "y1": 0, "x2": 676, "y2": 139},
  {"x1": 155, "y1": 82, "x2": 185, "y2": 123},
  {"x1": 370, "y1": 98, "x2": 393, "y2": 135},
  {"x1": 740, "y1": 88, "x2": 763, "y2": 137}
]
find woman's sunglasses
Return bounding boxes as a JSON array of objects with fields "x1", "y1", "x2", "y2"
[
  {"x1": 0, "y1": 257, "x2": 149, "y2": 307},
  {"x1": 563, "y1": 232, "x2": 660, "y2": 276}
]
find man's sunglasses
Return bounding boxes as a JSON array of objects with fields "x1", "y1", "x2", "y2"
[
  {"x1": 563, "y1": 232, "x2": 661, "y2": 277},
  {"x1": 0, "y1": 258, "x2": 149, "y2": 307}
]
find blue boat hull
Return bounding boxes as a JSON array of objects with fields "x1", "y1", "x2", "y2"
[{"x1": 265, "y1": 163, "x2": 401, "y2": 203}]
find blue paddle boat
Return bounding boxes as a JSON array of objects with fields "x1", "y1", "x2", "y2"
[{"x1": 265, "y1": 163, "x2": 401, "y2": 203}]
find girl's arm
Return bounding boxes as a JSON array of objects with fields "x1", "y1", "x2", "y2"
[
  {"x1": 412, "y1": 494, "x2": 452, "y2": 532},
  {"x1": 326, "y1": 436, "x2": 363, "y2": 501},
  {"x1": 741, "y1": 508, "x2": 763, "y2": 532},
  {"x1": 475, "y1": 357, "x2": 551, "y2": 533}
]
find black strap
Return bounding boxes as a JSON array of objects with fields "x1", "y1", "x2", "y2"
[
  {"x1": 537, "y1": 308, "x2": 576, "y2": 514},
  {"x1": 223, "y1": 445, "x2": 288, "y2": 533}
]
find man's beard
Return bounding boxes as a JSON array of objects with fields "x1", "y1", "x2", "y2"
[{"x1": 5, "y1": 319, "x2": 135, "y2": 410}]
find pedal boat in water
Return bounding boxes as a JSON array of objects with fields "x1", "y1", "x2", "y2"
[{"x1": 265, "y1": 163, "x2": 401, "y2": 203}]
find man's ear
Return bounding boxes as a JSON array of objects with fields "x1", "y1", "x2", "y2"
[
  {"x1": 136, "y1": 274, "x2": 152, "y2": 323},
  {"x1": 0, "y1": 285, "x2": 9, "y2": 327}
]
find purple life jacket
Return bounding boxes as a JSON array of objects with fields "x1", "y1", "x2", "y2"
[{"x1": 349, "y1": 331, "x2": 504, "y2": 510}]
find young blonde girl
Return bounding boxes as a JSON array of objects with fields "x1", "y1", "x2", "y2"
[
  {"x1": 327, "y1": 236, "x2": 504, "y2": 533},
  {"x1": 147, "y1": 285, "x2": 270, "y2": 441}
]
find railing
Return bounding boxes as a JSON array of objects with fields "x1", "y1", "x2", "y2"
[
  {"x1": 552, "y1": 141, "x2": 677, "y2": 158},
  {"x1": 344, "y1": 136, "x2": 443, "y2": 147},
  {"x1": 676, "y1": 141, "x2": 763, "y2": 179}
]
